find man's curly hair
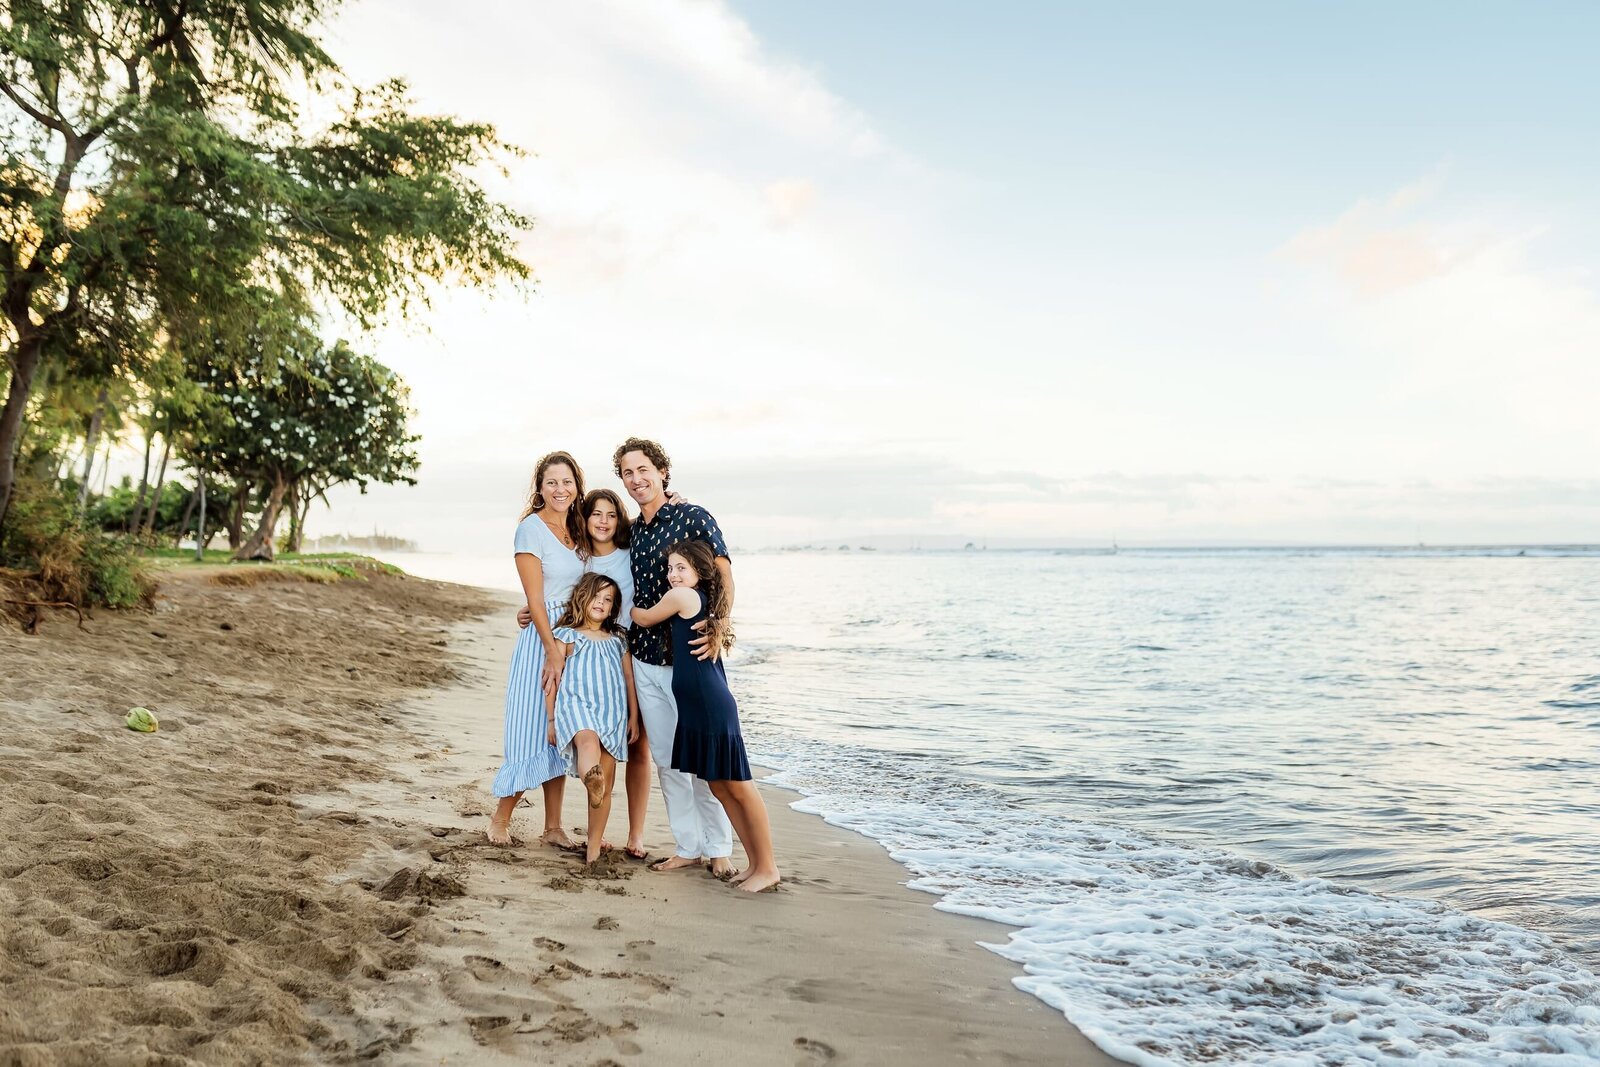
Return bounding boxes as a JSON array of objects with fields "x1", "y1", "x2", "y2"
[{"x1": 612, "y1": 436, "x2": 671, "y2": 490}]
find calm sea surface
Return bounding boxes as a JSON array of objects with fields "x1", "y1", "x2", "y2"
[{"x1": 387, "y1": 547, "x2": 1600, "y2": 1065}]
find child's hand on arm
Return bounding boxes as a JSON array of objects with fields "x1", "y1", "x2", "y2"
[{"x1": 632, "y1": 588, "x2": 696, "y2": 628}]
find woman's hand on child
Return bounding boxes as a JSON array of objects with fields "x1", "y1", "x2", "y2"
[
  {"x1": 541, "y1": 643, "x2": 566, "y2": 693},
  {"x1": 516, "y1": 604, "x2": 533, "y2": 629}
]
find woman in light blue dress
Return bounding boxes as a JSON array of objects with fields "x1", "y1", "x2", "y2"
[
  {"x1": 547, "y1": 571, "x2": 640, "y2": 863},
  {"x1": 487, "y1": 450, "x2": 589, "y2": 847}
]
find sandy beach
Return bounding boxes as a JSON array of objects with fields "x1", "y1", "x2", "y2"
[{"x1": 0, "y1": 566, "x2": 1120, "y2": 1065}]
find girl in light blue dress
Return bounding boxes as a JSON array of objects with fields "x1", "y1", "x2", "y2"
[
  {"x1": 546, "y1": 572, "x2": 640, "y2": 864},
  {"x1": 488, "y1": 451, "x2": 589, "y2": 848}
]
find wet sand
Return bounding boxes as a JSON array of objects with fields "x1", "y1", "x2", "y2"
[{"x1": 0, "y1": 567, "x2": 1121, "y2": 1065}]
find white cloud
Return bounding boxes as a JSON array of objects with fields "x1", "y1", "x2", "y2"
[
  {"x1": 1276, "y1": 173, "x2": 1600, "y2": 480},
  {"x1": 294, "y1": 11, "x2": 1600, "y2": 549}
]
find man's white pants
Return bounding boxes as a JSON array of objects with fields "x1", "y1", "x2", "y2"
[{"x1": 632, "y1": 661, "x2": 733, "y2": 859}]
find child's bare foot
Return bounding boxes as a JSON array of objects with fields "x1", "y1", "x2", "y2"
[
  {"x1": 736, "y1": 867, "x2": 781, "y2": 893},
  {"x1": 649, "y1": 855, "x2": 703, "y2": 873},
  {"x1": 707, "y1": 857, "x2": 735, "y2": 880},
  {"x1": 485, "y1": 814, "x2": 514, "y2": 846},
  {"x1": 540, "y1": 828, "x2": 580, "y2": 851},
  {"x1": 582, "y1": 764, "x2": 605, "y2": 809}
]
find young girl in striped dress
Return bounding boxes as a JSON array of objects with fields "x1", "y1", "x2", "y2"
[{"x1": 547, "y1": 573, "x2": 641, "y2": 864}]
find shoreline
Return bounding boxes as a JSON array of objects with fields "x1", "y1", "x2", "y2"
[
  {"x1": 0, "y1": 566, "x2": 1121, "y2": 1065},
  {"x1": 355, "y1": 586, "x2": 1123, "y2": 1064}
]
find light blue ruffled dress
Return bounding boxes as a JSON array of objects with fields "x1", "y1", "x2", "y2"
[
  {"x1": 551, "y1": 626, "x2": 629, "y2": 774},
  {"x1": 492, "y1": 514, "x2": 585, "y2": 797}
]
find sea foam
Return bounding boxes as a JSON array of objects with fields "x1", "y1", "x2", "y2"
[{"x1": 762, "y1": 741, "x2": 1600, "y2": 1066}]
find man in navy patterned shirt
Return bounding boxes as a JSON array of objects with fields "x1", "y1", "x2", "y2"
[{"x1": 614, "y1": 437, "x2": 736, "y2": 875}]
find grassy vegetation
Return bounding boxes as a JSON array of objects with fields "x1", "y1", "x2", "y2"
[
  {"x1": 0, "y1": 480, "x2": 155, "y2": 610},
  {"x1": 145, "y1": 547, "x2": 406, "y2": 585}
]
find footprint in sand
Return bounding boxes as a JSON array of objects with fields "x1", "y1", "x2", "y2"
[
  {"x1": 532, "y1": 937, "x2": 566, "y2": 953},
  {"x1": 467, "y1": 1015, "x2": 512, "y2": 1044},
  {"x1": 600, "y1": 969, "x2": 672, "y2": 996},
  {"x1": 593, "y1": 915, "x2": 620, "y2": 931},
  {"x1": 463, "y1": 955, "x2": 505, "y2": 982},
  {"x1": 794, "y1": 1037, "x2": 837, "y2": 1063}
]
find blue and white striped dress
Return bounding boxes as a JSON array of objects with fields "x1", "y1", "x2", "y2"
[
  {"x1": 552, "y1": 626, "x2": 629, "y2": 773},
  {"x1": 492, "y1": 515, "x2": 585, "y2": 798}
]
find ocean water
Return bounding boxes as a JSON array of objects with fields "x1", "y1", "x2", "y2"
[{"x1": 387, "y1": 547, "x2": 1600, "y2": 1065}]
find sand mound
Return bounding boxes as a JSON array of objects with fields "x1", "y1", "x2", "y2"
[{"x1": 0, "y1": 567, "x2": 489, "y2": 1064}]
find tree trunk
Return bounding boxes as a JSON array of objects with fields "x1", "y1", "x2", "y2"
[
  {"x1": 195, "y1": 467, "x2": 208, "y2": 561},
  {"x1": 235, "y1": 474, "x2": 287, "y2": 561},
  {"x1": 141, "y1": 437, "x2": 171, "y2": 536},
  {"x1": 128, "y1": 432, "x2": 154, "y2": 532},
  {"x1": 0, "y1": 334, "x2": 45, "y2": 533},
  {"x1": 174, "y1": 486, "x2": 197, "y2": 548},
  {"x1": 76, "y1": 386, "x2": 109, "y2": 510},
  {"x1": 285, "y1": 480, "x2": 310, "y2": 554},
  {"x1": 226, "y1": 483, "x2": 247, "y2": 550}
]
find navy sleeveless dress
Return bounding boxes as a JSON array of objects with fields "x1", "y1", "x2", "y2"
[{"x1": 669, "y1": 589, "x2": 751, "y2": 782}]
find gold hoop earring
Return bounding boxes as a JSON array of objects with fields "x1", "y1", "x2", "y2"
[{"x1": 532, "y1": 492, "x2": 546, "y2": 509}]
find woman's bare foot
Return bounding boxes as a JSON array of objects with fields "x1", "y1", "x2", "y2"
[
  {"x1": 728, "y1": 867, "x2": 751, "y2": 885},
  {"x1": 649, "y1": 855, "x2": 704, "y2": 873},
  {"x1": 624, "y1": 838, "x2": 649, "y2": 861},
  {"x1": 540, "y1": 827, "x2": 580, "y2": 851},
  {"x1": 736, "y1": 867, "x2": 781, "y2": 893},
  {"x1": 707, "y1": 857, "x2": 735, "y2": 880},
  {"x1": 582, "y1": 764, "x2": 605, "y2": 809},
  {"x1": 486, "y1": 814, "x2": 514, "y2": 846}
]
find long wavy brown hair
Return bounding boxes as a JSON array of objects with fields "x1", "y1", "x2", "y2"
[
  {"x1": 555, "y1": 573, "x2": 624, "y2": 634},
  {"x1": 519, "y1": 451, "x2": 589, "y2": 554},
  {"x1": 665, "y1": 539, "x2": 734, "y2": 653},
  {"x1": 581, "y1": 488, "x2": 632, "y2": 550}
]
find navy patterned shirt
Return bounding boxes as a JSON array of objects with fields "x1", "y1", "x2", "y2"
[{"x1": 628, "y1": 502, "x2": 731, "y2": 667}]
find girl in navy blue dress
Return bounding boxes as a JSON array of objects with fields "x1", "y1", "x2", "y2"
[{"x1": 631, "y1": 540, "x2": 780, "y2": 892}]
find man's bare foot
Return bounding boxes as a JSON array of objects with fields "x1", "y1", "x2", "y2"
[
  {"x1": 736, "y1": 868, "x2": 782, "y2": 893},
  {"x1": 540, "y1": 828, "x2": 580, "y2": 851},
  {"x1": 649, "y1": 855, "x2": 704, "y2": 873},
  {"x1": 707, "y1": 858, "x2": 735, "y2": 880},
  {"x1": 486, "y1": 815, "x2": 514, "y2": 846},
  {"x1": 582, "y1": 765, "x2": 605, "y2": 809}
]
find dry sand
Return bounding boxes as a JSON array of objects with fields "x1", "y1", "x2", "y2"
[{"x1": 0, "y1": 567, "x2": 1122, "y2": 1066}]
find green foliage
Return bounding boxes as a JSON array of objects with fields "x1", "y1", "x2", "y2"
[
  {"x1": 197, "y1": 337, "x2": 420, "y2": 495},
  {"x1": 88, "y1": 475, "x2": 190, "y2": 535},
  {"x1": 0, "y1": 477, "x2": 154, "y2": 608},
  {"x1": 0, "y1": 0, "x2": 532, "y2": 531}
]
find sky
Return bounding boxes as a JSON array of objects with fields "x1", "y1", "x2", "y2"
[{"x1": 308, "y1": 0, "x2": 1600, "y2": 551}]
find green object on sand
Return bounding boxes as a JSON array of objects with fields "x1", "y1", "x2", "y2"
[{"x1": 125, "y1": 707, "x2": 159, "y2": 733}]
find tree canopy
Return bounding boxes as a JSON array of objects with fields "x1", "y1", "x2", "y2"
[{"x1": 0, "y1": 0, "x2": 530, "y2": 530}]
